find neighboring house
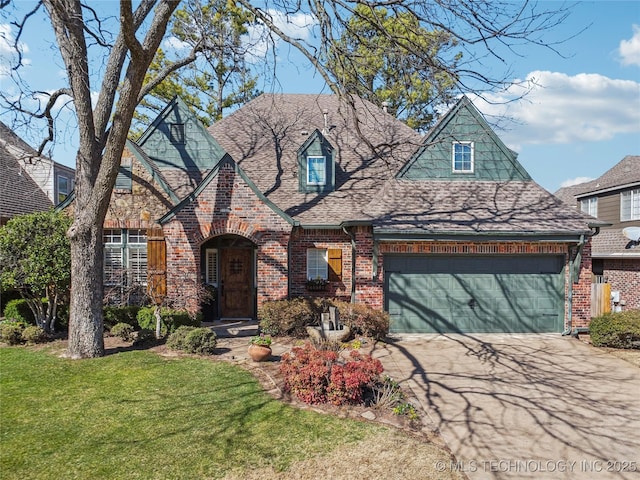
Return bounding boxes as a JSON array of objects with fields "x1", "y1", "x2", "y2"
[
  {"x1": 0, "y1": 121, "x2": 75, "y2": 225},
  {"x1": 98, "y1": 94, "x2": 599, "y2": 334},
  {"x1": 555, "y1": 156, "x2": 640, "y2": 310}
]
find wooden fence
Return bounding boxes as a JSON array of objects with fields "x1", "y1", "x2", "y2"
[{"x1": 591, "y1": 282, "x2": 611, "y2": 318}]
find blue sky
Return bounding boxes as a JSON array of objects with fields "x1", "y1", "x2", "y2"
[{"x1": 1, "y1": 1, "x2": 639, "y2": 193}]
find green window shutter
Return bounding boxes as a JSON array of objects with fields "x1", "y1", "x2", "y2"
[
  {"x1": 328, "y1": 248, "x2": 342, "y2": 282},
  {"x1": 116, "y1": 165, "x2": 132, "y2": 191}
]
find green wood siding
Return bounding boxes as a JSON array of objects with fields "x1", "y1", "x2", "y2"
[
  {"x1": 297, "y1": 130, "x2": 335, "y2": 193},
  {"x1": 385, "y1": 255, "x2": 564, "y2": 333},
  {"x1": 399, "y1": 98, "x2": 531, "y2": 181},
  {"x1": 137, "y1": 98, "x2": 227, "y2": 172}
]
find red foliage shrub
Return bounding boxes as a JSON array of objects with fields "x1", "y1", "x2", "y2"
[{"x1": 280, "y1": 343, "x2": 383, "y2": 406}]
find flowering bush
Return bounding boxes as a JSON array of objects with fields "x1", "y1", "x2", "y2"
[{"x1": 280, "y1": 342, "x2": 383, "y2": 406}]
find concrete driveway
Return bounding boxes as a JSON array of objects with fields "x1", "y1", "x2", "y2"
[{"x1": 372, "y1": 334, "x2": 640, "y2": 479}]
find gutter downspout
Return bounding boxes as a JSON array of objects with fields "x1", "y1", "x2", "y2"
[
  {"x1": 562, "y1": 226, "x2": 602, "y2": 336},
  {"x1": 342, "y1": 226, "x2": 356, "y2": 304}
]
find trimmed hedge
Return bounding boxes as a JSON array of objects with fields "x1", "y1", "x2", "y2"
[
  {"x1": 137, "y1": 307, "x2": 201, "y2": 337},
  {"x1": 0, "y1": 321, "x2": 26, "y2": 345},
  {"x1": 166, "y1": 326, "x2": 217, "y2": 355},
  {"x1": 590, "y1": 310, "x2": 640, "y2": 349},
  {"x1": 258, "y1": 297, "x2": 389, "y2": 340}
]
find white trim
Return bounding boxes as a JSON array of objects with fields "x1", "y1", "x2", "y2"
[
  {"x1": 307, "y1": 156, "x2": 326, "y2": 185},
  {"x1": 452, "y1": 141, "x2": 474, "y2": 173}
]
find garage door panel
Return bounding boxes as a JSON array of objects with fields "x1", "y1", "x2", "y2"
[{"x1": 385, "y1": 255, "x2": 564, "y2": 334}]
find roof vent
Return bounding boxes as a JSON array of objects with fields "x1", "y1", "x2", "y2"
[
  {"x1": 322, "y1": 109, "x2": 329, "y2": 134},
  {"x1": 301, "y1": 130, "x2": 309, "y2": 136},
  {"x1": 382, "y1": 101, "x2": 389, "y2": 114}
]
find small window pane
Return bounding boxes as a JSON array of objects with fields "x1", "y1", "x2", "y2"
[
  {"x1": 206, "y1": 249, "x2": 218, "y2": 286},
  {"x1": 127, "y1": 229, "x2": 147, "y2": 244},
  {"x1": 580, "y1": 197, "x2": 597, "y2": 217},
  {"x1": 307, "y1": 156, "x2": 326, "y2": 185},
  {"x1": 453, "y1": 143, "x2": 473, "y2": 172},
  {"x1": 104, "y1": 247, "x2": 123, "y2": 285},
  {"x1": 307, "y1": 249, "x2": 328, "y2": 280},
  {"x1": 104, "y1": 229, "x2": 122, "y2": 244}
]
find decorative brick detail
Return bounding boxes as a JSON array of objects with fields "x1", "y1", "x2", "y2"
[
  {"x1": 603, "y1": 258, "x2": 640, "y2": 310},
  {"x1": 163, "y1": 163, "x2": 292, "y2": 313}
]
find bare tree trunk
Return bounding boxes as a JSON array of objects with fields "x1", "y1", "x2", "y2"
[{"x1": 67, "y1": 223, "x2": 105, "y2": 358}]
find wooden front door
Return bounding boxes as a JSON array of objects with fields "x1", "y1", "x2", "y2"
[{"x1": 220, "y1": 248, "x2": 254, "y2": 318}]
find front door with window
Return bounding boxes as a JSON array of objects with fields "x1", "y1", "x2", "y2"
[{"x1": 220, "y1": 248, "x2": 254, "y2": 318}]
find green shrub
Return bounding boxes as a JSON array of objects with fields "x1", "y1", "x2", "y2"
[
  {"x1": 259, "y1": 297, "x2": 389, "y2": 341},
  {"x1": 110, "y1": 322, "x2": 135, "y2": 342},
  {"x1": 0, "y1": 321, "x2": 25, "y2": 345},
  {"x1": 137, "y1": 307, "x2": 200, "y2": 336},
  {"x1": 183, "y1": 328, "x2": 217, "y2": 355},
  {"x1": 21, "y1": 325, "x2": 48, "y2": 344},
  {"x1": 3, "y1": 299, "x2": 36, "y2": 325},
  {"x1": 590, "y1": 310, "x2": 640, "y2": 349},
  {"x1": 166, "y1": 325, "x2": 196, "y2": 351},
  {"x1": 258, "y1": 298, "x2": 317, "y2": 337},
  {"x1": 166, "y1": 326, "x2": 216, "y2": 355},
  {"x1": 330, "y1": 301, "x2": 389, "y2": 341},
  {"x1": 103, "y1": 306, "x2": 141, "y2": 330},
  {"x1": 133, "y1": 329, "x2": 156, "y2": 347}
]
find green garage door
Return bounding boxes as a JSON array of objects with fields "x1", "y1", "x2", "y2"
[{"x1": 385, "y1": 255, "x2": 564, "y2": 334}]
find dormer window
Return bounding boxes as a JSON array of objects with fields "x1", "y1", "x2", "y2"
[
  {"x1": 307, "y1": 156, "x2": 326, "y2": 186},
  {"x1": 453, "y1": 142, "x2": 474, "y2": 173}
]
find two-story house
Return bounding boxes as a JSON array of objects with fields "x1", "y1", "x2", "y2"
[
  {"x1": 0, "y1": 121, "x2": 75, "y2": 225},
  {"x1": 555, "y1": 156, "x2": 640, "y2": 310},
  {"x1": 84, "y1": 94, "x2": 600, "y2": 335}
]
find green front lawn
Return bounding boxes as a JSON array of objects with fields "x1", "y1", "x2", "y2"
[{"x1": 0, "y1": 346, "x2": 383, "y2": 479}]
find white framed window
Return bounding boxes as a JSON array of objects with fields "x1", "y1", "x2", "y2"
[
  {"x1": 307, "y1": 248, "x2": 328, "y2": 280},
  {"x1": 452, "y1": 142, "x2": 474, "y2": 173},
  {"x1": 580, "y1": 197, "x2": 598, "y2": 217},
  {"x1": 103, "y1": 229, "x2": 147, "y2": 286},
  {"x1": 307, "y1": 156, "x2": 326, "y2": 185},
  {"x1": 205, "y1": 249, "x2": 218, "y2": 286},
  {"x1": 56, "y1": 174, "x2": 73, "y2": 203},
  {"x1": 621, "y1": 189, "x2": 640, "y2": 221}
]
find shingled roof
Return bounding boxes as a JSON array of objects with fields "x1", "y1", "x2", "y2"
[
  {"x1": 364, "y1": 179, "x2": 598, "y2": 237},
  {"x1": 554, "y1": 155, "x2": 640, "y2": 205},
  {"x1": 0, "y1": 121, "x2": 54, "y2": 223},
  {"x1": 208, "y1": 93, "x2": 422, "y2": 226}
]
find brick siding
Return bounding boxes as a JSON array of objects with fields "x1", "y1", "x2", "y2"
[
  {"x1": 603, "y1": 259, "x2": 640, "y2": 310},
  {"x1": 162, "y1": 162, "x2": 291, "y2": 312}
]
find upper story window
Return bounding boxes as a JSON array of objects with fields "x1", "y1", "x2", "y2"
[
  {"x1": 169, "y1": 123, "x2": 185, "y2": 144},
  {"x1": 580, "y1": 197, "x2": 598, "y2": 217},
  {"x1": 56, "y1": 173, "x2": 73, "y2": 204},
  {"x1": 621, "y1": 188, "x2": 640, "y2": 221},
  {"x1": 115, "y1": 156, "x2": 132, "y2": 191},
  {"x1": 307, "y1": 156, "x2": 326, "y2": 185},
  {"x1": 452, "y1": 142, "x2": 474, "y2": 173}
]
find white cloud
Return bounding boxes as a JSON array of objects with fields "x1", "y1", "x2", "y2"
[
  {"x1": 245, "y1": 9, "x2": 316, "y2": 60},
  {"x1": 560, "y1": 176, "x2": 594, "y2": 188},
  {"x1": 470, "y1": 70, "x2": 640, "y2": 147},
  {"x1": 162, "y1": 36, "x2": 191, "y2": 52},
  {"x1": 0, "y1": 23, "x2": 30, "y2": 80},
  {"x1": 619, "y1": 24, "x2": 640, "y2": 67}
]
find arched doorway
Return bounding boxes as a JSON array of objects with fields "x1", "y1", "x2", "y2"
[{"x1": 201, "y1": 234, "x2": 256, "y2": 320}]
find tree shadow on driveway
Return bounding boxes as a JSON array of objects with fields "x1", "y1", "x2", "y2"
[{"x1": 373, "y1": 334, "x2": 640, "y2": 479}]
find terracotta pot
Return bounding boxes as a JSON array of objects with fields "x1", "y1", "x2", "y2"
[{"x1": 248, "y1": 344, "x2": 272, "y2": 362}]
